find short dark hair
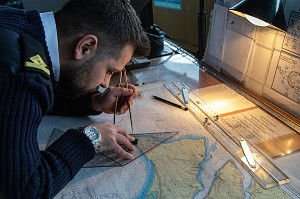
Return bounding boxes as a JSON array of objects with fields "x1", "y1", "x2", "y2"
[{"x1": 54, "y1": 0, "x2": 150, "y2": 59}]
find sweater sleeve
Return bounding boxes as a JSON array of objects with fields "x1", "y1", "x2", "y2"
[
  {"x1": 0, "y1": 32, "x2": 95, "y2": 198},
  {"x1": 0, "y1": 75, "x2": 95, "y2": 198},
  {"x1": 50, "y1": 90, "x2": 102, "y2": 116}
]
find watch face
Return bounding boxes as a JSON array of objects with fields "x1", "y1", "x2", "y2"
[{"x1": 88, "y1": 126, "x2": 97, "y2": 133}]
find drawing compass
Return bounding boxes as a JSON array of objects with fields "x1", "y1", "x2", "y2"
[{"x1": 113, "y1": 69, "x2": 134, "y2": 134}]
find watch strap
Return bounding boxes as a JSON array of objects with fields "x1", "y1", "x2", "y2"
[{"x1": 78, "y1": 126, "x2": 101, "y2": 153}]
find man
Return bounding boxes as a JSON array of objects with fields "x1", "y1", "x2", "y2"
[{"x1": 0, "y1": 0, "x2": 150, "y2": 198}]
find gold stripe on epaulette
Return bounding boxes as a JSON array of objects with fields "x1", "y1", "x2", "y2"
[{"x1": 25, "y1": 54, "x2": 50, "y2": 76}]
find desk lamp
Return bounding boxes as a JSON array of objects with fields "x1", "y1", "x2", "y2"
[{"x1": 229, "y1": 0, "x2": 287, "y2": 32}]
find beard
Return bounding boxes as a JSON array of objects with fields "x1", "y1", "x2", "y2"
[{"x1": 57, "y1": 58, "x2": 95, "y2": 99}]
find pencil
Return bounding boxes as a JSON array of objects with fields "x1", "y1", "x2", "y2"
[{"x1": 152, "y1": 95, "x2": 188, "y2": 111}]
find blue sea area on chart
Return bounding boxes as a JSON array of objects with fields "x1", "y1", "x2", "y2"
[{"x1": 135, "y1": 134, "x2": 216, "y2": 198}]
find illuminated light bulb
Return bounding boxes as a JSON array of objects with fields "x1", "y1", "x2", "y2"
[{"x1": 245, "y1": 14, "x2": 270, "y2": 27}]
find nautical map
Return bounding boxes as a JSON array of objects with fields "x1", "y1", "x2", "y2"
[
  {"x1": 39, "y1": 83, "x2": 294, "y2": 199},
  {"x1": 272, "y1": 52, "x2": 300, "y2": 104},
  {"x1": 35, "y1": 1, "x2": 300, "y2": 197},
  {"x1": 283, "y1": 11, "x2": 300, "y2": 54},
  {"x1": 273, "y1": 10, "x2": 300, "y2": 105},
  {"x1": 54, "y1": 134, "x2": 291, "y2": 198}
]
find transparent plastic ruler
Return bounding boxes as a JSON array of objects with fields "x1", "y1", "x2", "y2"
[
  {"x1": 164, "y1": 81, "x2": 291, "y2": 189},
  {"x1": 48, "y1": 128, "x2": 178, "y2": 167}
]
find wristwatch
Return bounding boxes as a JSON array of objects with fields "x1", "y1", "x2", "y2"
[{"x1": 79, "y1": 126, "x2": 101, "y2": 153}]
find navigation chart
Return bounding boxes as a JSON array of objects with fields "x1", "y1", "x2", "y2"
[{"x1": 272, "y1": 52, "x2": 300, "y2": 104}]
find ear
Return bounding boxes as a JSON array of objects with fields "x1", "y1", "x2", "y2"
[{"x1": 73, "y1": 34, "x2": 98, "y2": 60}]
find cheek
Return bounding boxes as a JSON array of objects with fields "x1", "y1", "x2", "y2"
[{"x1": 88, "y1": 67, "x2": 106, "y2": 88}]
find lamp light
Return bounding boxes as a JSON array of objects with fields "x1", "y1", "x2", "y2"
[{"x1": 229, "y1": 0, "x2": 287, "y2": 32}]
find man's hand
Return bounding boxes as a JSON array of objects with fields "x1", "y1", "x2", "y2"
[
  {"x1": 91, "y1": 122, "x2": 136, "y2": 159},
  {"x1": 91, "y1": 84, "x2": 137, "y2": 114}
]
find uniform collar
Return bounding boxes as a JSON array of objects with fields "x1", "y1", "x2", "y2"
[{"x1": 40, "y1": 12, "x2": 60, "y2": 81}]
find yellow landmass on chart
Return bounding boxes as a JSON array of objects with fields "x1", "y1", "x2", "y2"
[
  {"x1": 206, "y1": 161, "x2": 291, "y2": 199},
  {"x1": 140, "y1": 137, "x2": 292, "y2": 199},
  {"x1": 250, "y1": 177, "x2": 292, "y2": 198},
  {"x1": 206, "y1": 161, "x2": 244, "y2": 198},
  {"x1": 142, "y1": 139, "x2": 205, "y2": 199}
]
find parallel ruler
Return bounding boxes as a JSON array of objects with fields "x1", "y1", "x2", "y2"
[{"x1": 164, "y1": 81, "x2": 291, "y2": 189}]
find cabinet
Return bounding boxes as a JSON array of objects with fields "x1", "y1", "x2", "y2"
[{"x1": 153, "y1": 0, "x2": 215, "y2": 54}]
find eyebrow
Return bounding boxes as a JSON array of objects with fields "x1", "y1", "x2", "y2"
[{"x1": 106, "y1": 64, "x2": 118, "y2": 74}]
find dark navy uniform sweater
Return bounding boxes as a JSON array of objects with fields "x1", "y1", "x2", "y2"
[{"x1": 0, "y1": 6, "x2": 96, "y2": 198}]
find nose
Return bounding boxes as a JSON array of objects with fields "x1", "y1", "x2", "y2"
[{"x1": 100, "y1": 74, "x2": 111, "y2": 88}]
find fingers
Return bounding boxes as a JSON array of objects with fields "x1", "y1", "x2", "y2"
[
  {"x1": 113, "y1": 144, "x2": 134, "y2": 160},
  {"x1": 93, "y1": 85, "x2": 137, "y2": 114},
  {"x1": 112, "y1": 86, "x2": 134, "y2": 97},
  {"x1": 113, "y1": 84, "x2": 137, "y2": 114},
  {"x1": 108, "y1": 133, "x2": 136, "y2": 160},
  {"x1": 126, "y1": 84, "x2": 138, "y2": 101},
  {"x1": 112, "y1": 84, "x2": 137, "y2": 99},
  {"x1": 112, "y1": 134, "x2": 136, "y2": 159},
  {"x1": 115, "y1": 125, "x2": 134, "y2": 139},
  {"x1": 116, "y1": 99, "x2": 131, "y2": 114},
  {"x1": 93, "y1": 122, "x2": 136, "y2": 160},
  {"x1": 113, "y1": 125, "x2": 136, "y2": 152}
]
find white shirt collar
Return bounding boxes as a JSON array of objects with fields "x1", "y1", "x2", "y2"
[{"x1": 40, "y1": 12, "x2": 60, "y2": 81}]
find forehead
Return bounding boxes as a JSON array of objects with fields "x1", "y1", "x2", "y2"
[{"x1": 107, "y1": 45, "x2": 135, "y2": 71}]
